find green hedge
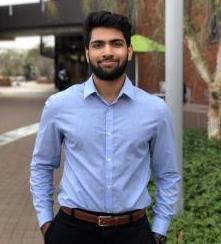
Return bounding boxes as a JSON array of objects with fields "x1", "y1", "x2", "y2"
[{"x1": 165, "y1": 129, "x2": 221, "y2": 243}]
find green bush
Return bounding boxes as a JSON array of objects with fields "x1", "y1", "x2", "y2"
[{"x1": 166, "y1": 129, "x2": 221, "y2": 243}]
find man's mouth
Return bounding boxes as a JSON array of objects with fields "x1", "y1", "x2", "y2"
[{"x1": 99, "y1": 60, "x2": 118, "y2": 66}]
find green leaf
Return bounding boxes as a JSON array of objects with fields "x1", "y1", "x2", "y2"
[{"x1": 131, "y1": 34, "x2": 165, "y2": 53}]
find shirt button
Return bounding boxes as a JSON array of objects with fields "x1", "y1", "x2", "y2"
[
  {"x1": 107, "y1": 158, "x2": 111, "y2": 162},
  {"x1": 107, "y1": 132, "x2": 111, "y2": 136}
]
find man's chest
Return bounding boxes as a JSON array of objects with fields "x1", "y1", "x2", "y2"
[{"x1": 56, "y1": 105, "x2": 158, "y2": 151}]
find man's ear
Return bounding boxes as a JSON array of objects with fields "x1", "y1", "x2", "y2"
[
  {"x1": 85, "y1": 48, "x2": 89, "y2": 63},
  {"x1": 127, "y1": 45, "x2": 133, "y2": 61}
]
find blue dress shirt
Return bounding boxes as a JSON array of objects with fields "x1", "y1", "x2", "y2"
[{"x1": 30, "y1": 75, "x2": 181, "y2": 235}]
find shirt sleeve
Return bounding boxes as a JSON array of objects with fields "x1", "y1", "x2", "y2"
[
  {"x1": 150, "y1": 101, "x2": 181, "y2": 236},
  {"x1": 30, "y1": 97, "x2": 63, "y2": 227}
]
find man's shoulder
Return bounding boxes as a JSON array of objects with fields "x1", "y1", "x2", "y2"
[
  {"x1": 134, "y1": 86, "x2": 166, "y2": 109},
  {"x1": 48, "y1": 83, "x2": 84, "y2": 105}
]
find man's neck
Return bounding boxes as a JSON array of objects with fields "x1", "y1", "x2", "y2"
[{"x1": 92, "y1": 74, "x2": 126, "y2": 103}]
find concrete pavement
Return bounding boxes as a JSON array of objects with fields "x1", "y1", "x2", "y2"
[{"x1": 0, "y1": 82, "x2": 60, "y2": 244}]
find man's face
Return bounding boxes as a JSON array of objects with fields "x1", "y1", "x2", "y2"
[{"x1": 85, "y1": 27, "x2": 133, "y2": 81}]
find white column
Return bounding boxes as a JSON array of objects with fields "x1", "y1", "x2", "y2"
[{"x1": 165, "y1": 0, "x2": 184, "y2": 212}]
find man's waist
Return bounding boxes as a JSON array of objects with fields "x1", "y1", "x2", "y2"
[
  {"x1": 60, "y1": 206, "x2": 146, "y2": 227},
  {"x1": 58, "y1": 192, "x2": 151, "y2": 213}
]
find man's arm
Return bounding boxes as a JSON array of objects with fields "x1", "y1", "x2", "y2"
[
  {"x1": 30, "y1": 97, "x2": 63, "y2": 229},
  {"x1": 150, "y1": 101, "x2": 181, "y2": 236}
]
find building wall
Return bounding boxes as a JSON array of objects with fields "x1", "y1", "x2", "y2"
[
  {"x1": 136, "y1": 0, "x2": 218, "y2": 105},
  {"x1": 136, "y1": 0, "x2": 165, "y2": 93},
  {"x1": 0, "y1": 0, "x2": 217, "y2": 105}
]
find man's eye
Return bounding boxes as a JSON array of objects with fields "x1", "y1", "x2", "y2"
[
  {"x1": 113, "y1": 42, "x2": 123, "y2": 47},
  {"x1": 92, "y1": 43, "x2": 102, "y2": 49}
]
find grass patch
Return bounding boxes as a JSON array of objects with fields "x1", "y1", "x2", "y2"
[{"x1": 166, "y1": 129, "x2": 221, "y2": 243}]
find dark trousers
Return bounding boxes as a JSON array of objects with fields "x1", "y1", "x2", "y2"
[{"x1": 44, "y1": 209, "x2": 156, "y2": 244}]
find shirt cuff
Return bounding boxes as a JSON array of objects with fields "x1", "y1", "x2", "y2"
[
  {"x1": 151, "y1": 216, "x2": 171, "y2": 236},
  {"x1": 37, "y1": 210, "x2": 54, "y2": 228}
]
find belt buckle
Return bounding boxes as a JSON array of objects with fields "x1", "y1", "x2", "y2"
[{"x1": 98, "y1": 216, "x2": 112, "y2": 227}]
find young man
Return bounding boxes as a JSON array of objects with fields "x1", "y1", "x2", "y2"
[{"x1": 30, "y1": 11, "x2": 181, "y2": 244}]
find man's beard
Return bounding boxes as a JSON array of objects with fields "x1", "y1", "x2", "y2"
[{"x1": 88, "y1": 56, "x2": 128, "y2": 81}]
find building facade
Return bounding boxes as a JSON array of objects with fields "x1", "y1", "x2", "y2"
[{"x1": 0, "y1": 0, "x2": 216, "y2": 104}]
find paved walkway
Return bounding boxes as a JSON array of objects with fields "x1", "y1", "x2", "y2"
[
  {"x1": 0, "y1": 82, "x2": 58, "y2": 244},
  {"x1": 0, "y1": 81, "x2": 55, "y2": 97}
]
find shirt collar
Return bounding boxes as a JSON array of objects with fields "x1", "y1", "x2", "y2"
[
  {"x1": 83, "y1": 75, "x2": 135, "y2": 100},
  {"x1": 84, "y1": 76, "x2": 97, "y2": 99},
  {"x1": 118, "y1": 76, "x2": 135, "y2": 100}
]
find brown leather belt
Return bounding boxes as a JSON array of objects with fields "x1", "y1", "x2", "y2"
[{"x1": 61, "y1": 206, "x2": 146, "y2": 227}]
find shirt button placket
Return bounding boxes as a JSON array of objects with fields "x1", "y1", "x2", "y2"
[{"x1": 105, "y1": 106, "x2": 113, "y2": 212}]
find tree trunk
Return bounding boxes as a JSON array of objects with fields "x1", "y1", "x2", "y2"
[
  {"x1": 208, "y1": 39, "x2": 221, "y2": 139},
  {"x1": 208, "y1": 83, "x2": 221, "y2": 139},
  {"x1": 186, "y1": 34, "x2": 221, "y2": 139}
]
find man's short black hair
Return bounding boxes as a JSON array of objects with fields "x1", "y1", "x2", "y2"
[{"x1": 83, "y1": 11, "x2": 132, "y2": 48}]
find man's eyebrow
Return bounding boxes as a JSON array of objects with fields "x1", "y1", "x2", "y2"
[
  {"x1": 90, "y1": 40, "x2": 104, "y2": 44},
  {"x1": 90, "y1": 39, "x2": 125, "y2": 44},
  {"x1": 110, "y1": 39, "x2": 125, "y2": 43}
]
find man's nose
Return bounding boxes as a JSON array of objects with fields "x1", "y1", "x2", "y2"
[{"x1": 102, "y1": 44, "x2": 113, "y2": 56}]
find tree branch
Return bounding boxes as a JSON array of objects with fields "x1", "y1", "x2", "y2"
[{"x1": 185, "y1": 34, "x2": 212, "y2": 84}]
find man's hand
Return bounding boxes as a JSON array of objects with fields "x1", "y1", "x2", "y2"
[
  {"x1": 153, "y1": 236, "x2": 159, "y2": 244},
  {"x1": 40, "y1": 221, "x2": 52, "y2": 237},
  {"x1": 152, "y1": 232, "x2": 167, "y2": 244}
]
